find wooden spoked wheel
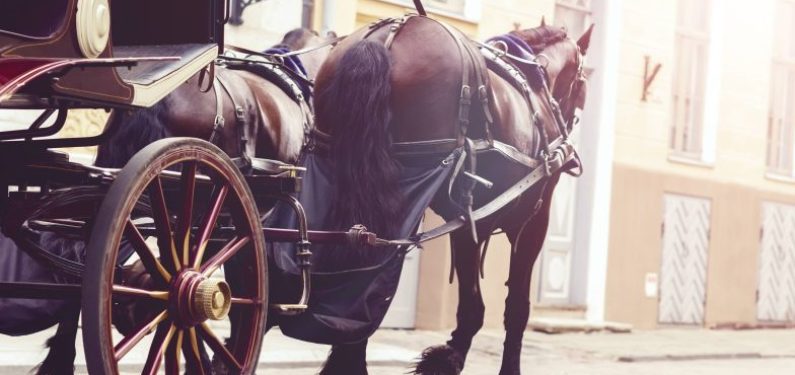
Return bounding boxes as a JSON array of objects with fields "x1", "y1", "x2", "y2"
[{"x1": 82, "y1": 138, "x2": 267, "y2": 375}]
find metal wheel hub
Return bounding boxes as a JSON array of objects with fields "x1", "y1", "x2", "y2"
[{"x1": 171, "y1": 270, "x2": 231, "y2": 326}]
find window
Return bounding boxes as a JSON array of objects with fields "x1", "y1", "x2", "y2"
[
  {"x1": 670, "y1": 0, "x2": 711, "y2": 157},
  {"x1": 553, "y1": 0, "x2": 592, "y2": 39},
  {"x1": 767, "y1": 0, "x2": 795, "y2": 175}
]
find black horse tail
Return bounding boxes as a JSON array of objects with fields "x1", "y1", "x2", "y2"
[
  {"x1": 94, "y1": 99, "x2": 172, "y2": 168},
  {"x1": 314, "y1": 40, "x2": 403, "y2": 239}
]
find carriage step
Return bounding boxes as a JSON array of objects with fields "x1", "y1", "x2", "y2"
[{"x1": 270, "y1": 303, "x2": 308, "y2": 315}]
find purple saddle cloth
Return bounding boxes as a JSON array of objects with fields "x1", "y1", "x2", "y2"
[{"x1": 485, "y1": 34, "x2": 547, "y2": 90}]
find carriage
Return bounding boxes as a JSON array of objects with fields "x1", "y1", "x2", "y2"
[{"x1": 0, "y1": 1, "x2": 587, "y2": 374}]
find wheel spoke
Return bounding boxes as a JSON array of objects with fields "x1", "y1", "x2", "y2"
[
  {"x1": 164, "y1": 329, "x2": 183, "y2": 375},
  {"x1": 192, "y1": 184, "x2": 229, "y2": 269},
  {"x1": 125, "y1": 220, "x2": 171, "y2": 285},
  {"x1": 197, "y1": 322, "x2": 243, "y2": 372},
  {"x1": 112, "y1": 285, "x2": 168, "y2": 301},
  {"x1": 114, "y1": 310, "x2": 168, "y2": 361},
  {"x1": 230, "y1": 297, "x2": 261, "y2": 305},
  {"x1": 142, "y1": 323, "x2": 177, "y2": 375},
  {"x1": 182, "y1": 327, "x2": 207, "y2": 375},
  {"x1": 177, "y1": 161, "x2": 197, "y2": 267},
  {"x1": 148, "y1": 176, "x2": 179, "y2": 273},
  {"x1": 200, "y1": 236, "x2": 251, "y2": 277}
]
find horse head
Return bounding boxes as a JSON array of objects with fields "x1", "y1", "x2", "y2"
[
  {"x1": 274, "y1": 28, "x2": 336, "y2": 80},
  {"x1": 513, "y1": 23, "x2": 593, "y2": 133}
]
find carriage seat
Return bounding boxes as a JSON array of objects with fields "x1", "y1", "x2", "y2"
[{"x1": 113, "y1": 43, "x2": 217, "y2": 107}]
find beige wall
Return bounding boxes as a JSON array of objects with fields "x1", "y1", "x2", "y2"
[{"x1": 605, "y1": 163, "x2": 795, "y2": 329}]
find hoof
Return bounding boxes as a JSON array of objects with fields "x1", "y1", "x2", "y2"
[{"x1": 412, "y1": 345, "x2": 463, "y2": 375}]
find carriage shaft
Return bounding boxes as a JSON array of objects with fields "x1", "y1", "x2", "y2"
[{"x1": 0, "y1": 281, "x2": 80, "y2": 300}]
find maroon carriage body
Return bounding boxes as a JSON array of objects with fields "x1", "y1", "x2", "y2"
[{"x1": 0, "y1": 0, "x2": 224, "y2": 109}]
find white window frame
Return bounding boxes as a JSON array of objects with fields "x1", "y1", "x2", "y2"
[
  {"x1": 553, "y1": 0, "x2": 592, "y2": 40},
  {"x1": 669, "y1": 0, "x2": 720, "y2": 164},
  {"x1": 766, "y1": 0, "x2": 795, "y2": 176}
]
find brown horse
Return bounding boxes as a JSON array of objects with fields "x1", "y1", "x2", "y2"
[
  {"x1": 32, "y1": 28, "x2": 333, "y2": 375},
  {"x1": 312, "y1": 17, "x2": 592, "y2": 375},
  {"x1": 95, "y1": 28, "x2": 333, "y2": 167}
]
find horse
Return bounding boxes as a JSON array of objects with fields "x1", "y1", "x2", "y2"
[
  {"x1": 311, "y1": 16, "x2": 592, "y2": 375},
  {"x1": 31, "y1": 28, "x2": 333, "y2": 375}
]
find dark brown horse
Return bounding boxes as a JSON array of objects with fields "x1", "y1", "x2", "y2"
[
  {"x1": 312, "y1": 17, "x2": 592, "y2": 375},
  {"x1": 32, "y1": 28, "x2": 332, "y2": 375}
]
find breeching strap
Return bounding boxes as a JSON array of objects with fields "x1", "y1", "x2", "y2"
[{"x1": 379, "y1": 139, "x2": 577, "y2": 248}]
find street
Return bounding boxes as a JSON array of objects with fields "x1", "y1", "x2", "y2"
[{"x1": 1, "y1": 326, "x2": 794, "y2": 374}]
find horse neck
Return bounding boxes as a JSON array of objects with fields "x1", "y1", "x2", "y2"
[{"x1": 298, "y1": 45, "x2": 330, "y2": 80}]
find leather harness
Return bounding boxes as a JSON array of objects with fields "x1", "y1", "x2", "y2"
[{"x1": 209, "y1": 55, "x2": 315, "y2": 174}]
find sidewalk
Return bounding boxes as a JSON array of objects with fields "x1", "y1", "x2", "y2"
[{"x1": 1, "y1": 326, "x2": 794, "y2": 374}]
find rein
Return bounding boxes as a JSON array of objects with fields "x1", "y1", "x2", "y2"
[{"x1": 226, "y1": 36, "x2": 344, "y2": 60}]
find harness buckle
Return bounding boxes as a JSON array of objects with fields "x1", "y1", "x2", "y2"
[
  {"x1": 214, "y1": 115, "x2": 225, "y2": 129},
  {"x1": 543, "y1": 143, "x2": 572, "y2": 176},
  {"x1": 460, "y1": 85, "x2": 472, "y2": 103},
  {"x1": 458, "y1": 85, "x2": 472, "y2": 124},
  {"x1": 478, "y1": 85, "x2": 489, "y2": 104}
]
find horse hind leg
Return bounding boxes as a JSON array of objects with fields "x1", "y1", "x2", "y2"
[
  {"x1": 319, "y1": 340, "x2": 369, "y2": 375},
  {"x1": 414, "y1": 228, "x2": 484, "y2": 375},
  {"x1": 35, "y1": 301, "x2": 80, "y2": 375}
]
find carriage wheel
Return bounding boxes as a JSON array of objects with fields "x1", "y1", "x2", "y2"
[{"x1": 82, "y1": 138, "x2": 267, "y2": 375}]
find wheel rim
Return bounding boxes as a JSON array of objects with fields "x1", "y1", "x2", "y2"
[{"x1": 83, "y1": 138, "x2": 267, "y2": 375}]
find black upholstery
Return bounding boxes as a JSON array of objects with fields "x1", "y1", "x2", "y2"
[{"x1": 114, "y1": 43, "x2": 215, "y2": 86}]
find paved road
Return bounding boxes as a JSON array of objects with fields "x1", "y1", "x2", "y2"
[{"x1": 2, "y1": 326, "x2": 794, "y2": 374}]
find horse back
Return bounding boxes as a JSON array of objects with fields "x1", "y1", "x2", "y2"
[{"x1": 315, "y1": 17, "x2": 469, "y2": 143}]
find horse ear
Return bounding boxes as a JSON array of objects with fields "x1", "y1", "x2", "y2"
[
  {"x1": 540, "y1": 16, "x2": 546, "y2": 27},
  {"x1": 577, "y1": 23, "x2": 595, "y2": 55}
]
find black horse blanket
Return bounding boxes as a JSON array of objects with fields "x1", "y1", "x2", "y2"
[{"x1": 266, "y1": 150, "x2": 460, "y2": 345}]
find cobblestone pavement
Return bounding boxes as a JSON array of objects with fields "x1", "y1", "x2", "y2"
[{"x1": 1, "y1": 326, "x2": 794, "y2": 374}]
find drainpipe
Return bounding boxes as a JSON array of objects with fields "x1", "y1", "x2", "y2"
[
  {"x1": 302, "y1": 0, "x2": 315, "y2": 29},
  {"x1": 321, "y1": 0, "x2": 336, "y2": 34}
]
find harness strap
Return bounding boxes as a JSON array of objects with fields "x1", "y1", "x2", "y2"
[
  {"x1": 215, "y1": 72, "x2": 254, "y2": 162},
  {"x1": 384, "y1": 16, "x2": 409, "y2": 49},
  {"x1": 209, "y1": 78, "x2": 226, "y2": 145},
  {"x1": 382, "y1": 139, "x2": 578, "y2": 247}
]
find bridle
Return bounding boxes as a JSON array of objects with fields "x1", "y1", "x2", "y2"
[
  {"x1": 479, "y1": 35, "x2": 586, "y2": 136},
  {"x1": 556, "y1": 39, "x2": 586, "y2": 134}
]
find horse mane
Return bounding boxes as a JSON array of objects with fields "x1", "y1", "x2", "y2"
[
  {"x1": 511, "y1": 25, "x2": 568, "y2": 52},
  {"x1": 94, "y1": 98, "x2": 172, "y2": 168}
]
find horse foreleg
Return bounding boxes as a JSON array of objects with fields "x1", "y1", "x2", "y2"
[
  {"x1": 319, "y1": 340, "x2": 368, "y2": 375},
  {"x1": 499, "y1": 191, "x2": 554, "y2": 375},
  {"x1": 35, "y1": 301, "x2": 80, "y2": 375}
]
